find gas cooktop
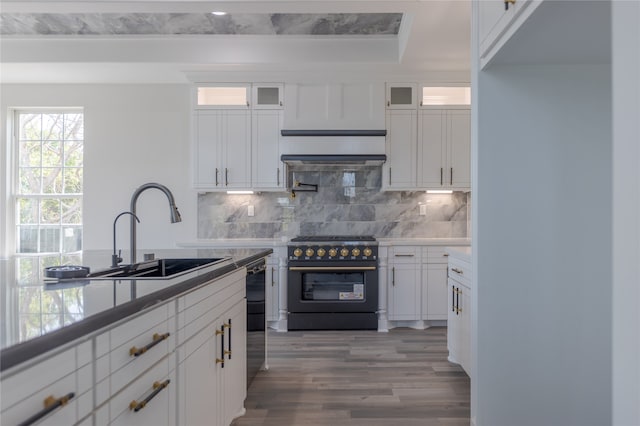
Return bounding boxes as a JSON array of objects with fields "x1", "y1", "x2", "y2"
[{"x1": 290, "y1": 235, "x2": 376, "y2": 243}]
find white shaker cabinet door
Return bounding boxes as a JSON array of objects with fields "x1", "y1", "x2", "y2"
[
  {"x1": 388, "y1": 263, "x2": 421, "y2": 321},
  {"x1": 384, "y1": 110, "x2": 418, "y2": 190}
]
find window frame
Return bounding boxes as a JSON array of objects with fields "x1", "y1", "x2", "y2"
[{"x1": 11, "y1": 108, "x2": 84, "y2": 256}]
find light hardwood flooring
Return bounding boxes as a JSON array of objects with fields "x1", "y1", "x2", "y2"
[{"x1": 232, "y1": 327, "x2": 470, "y2": 426}]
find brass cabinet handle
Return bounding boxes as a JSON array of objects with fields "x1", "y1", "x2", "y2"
[
  {"x1": 130, "y1": 332, "x2": 170, "y2": 357},
  {"x1": 17, "y1": 393, "x2": 75, "y2": 426},
  {"x1": 505, "y1": 0, "x2": 516, "y2": 10},
  {"x1": 225, "y1": 168, "x2": 229, "y2": 186},
  {"x1": 451, "y1": 267, "x2": 463, "y2": 274},
  {"x1": 451, "y1": 285, "x2": 455, "y2": 312},
  {"x1": 129, "y1": 380, "x2": 170, "y2": 412},
  {"x1": 215, "y1": 168, "x2": 219, "y2": 186},
  {"x1": 216, "y1": 325, "x2": 225, "y2": 368},
  {"x1": 225, "y1": 319, "x2": 232, "y2": 360}
]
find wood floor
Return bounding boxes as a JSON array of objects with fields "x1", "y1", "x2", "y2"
[{"x1": 232, "y1": 327, "x2": 470, "y2": 426}]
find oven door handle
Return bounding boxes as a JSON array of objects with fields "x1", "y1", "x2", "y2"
[{"x1": 288, "y1": 266, "x2": 377, "y2": 272}]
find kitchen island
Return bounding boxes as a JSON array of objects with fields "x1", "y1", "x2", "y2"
[{"x1": 0, "y1": 248, "x2": 272, "y2": 426}]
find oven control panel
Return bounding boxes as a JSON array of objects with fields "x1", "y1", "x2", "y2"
[{"x1": 288, "y1": 244, "x2": 378, "y2": 261}]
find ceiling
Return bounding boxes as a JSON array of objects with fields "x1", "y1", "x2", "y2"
[{"x1": 0, "y1": 1, "x2": 471, "y2": 84}]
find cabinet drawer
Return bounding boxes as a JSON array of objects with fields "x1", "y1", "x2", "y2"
[
  {"x1": 423, "y1": 246, "x2": 451, "y2": 264},
  {"x1": 109, "y1": 355, "x2": 175, "y2": 425},
  {"x1": 448, "y1": 259, "x2": 471, "y2": 287},
  {"x1": 179, "y1": 282, "x2": 245, "y2": 348},
  {"x1": 95, "y1": 303, "x2": 174, "y2": 405},
  {"x1": 389, "y1": 246, "x2": 420, "y2": 263},
  {"x1": 1, "y1": 341, "x2": 93, "y2": 426}
]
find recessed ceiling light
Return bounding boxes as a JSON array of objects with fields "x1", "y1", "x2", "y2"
[{"x1": 211, "y1": 11, "x2": 227, "y2": 16}]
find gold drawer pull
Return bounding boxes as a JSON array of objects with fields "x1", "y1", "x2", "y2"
[
  {"x1": 130, "y1": 332, "x2": 170, "y2": 357},
  {"x1": 17, "y1": 393, "x2": 75, "y2": 426},
  {"x1": 129, "y1": 380, "x2": 170, "y2": 412}
]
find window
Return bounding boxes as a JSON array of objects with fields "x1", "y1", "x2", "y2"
[
  {"x1": 196, "y1": 85, "x2": 250, "y2": 107},
  {"x1": 14, "y1": 110, "x2": 84, "y2": 255},
  {"x1": 421, "y1": 87, "x2": 471, "y2": 106}
]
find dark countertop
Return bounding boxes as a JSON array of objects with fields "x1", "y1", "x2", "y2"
[{"x1": 0, "y1": 248, "x2": 272, "y2": 372}]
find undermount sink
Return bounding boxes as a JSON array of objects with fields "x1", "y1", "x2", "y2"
[{"x1": 87, "y1": 257, "x2": 230, "y2": 280}]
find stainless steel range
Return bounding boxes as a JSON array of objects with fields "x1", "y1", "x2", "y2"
[{"x1": 287, "y1": 235, "x2": 379, "y2": 330}]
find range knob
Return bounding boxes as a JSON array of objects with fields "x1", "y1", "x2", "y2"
[
  {"x1": 340, "y1": 247, "x2": 350, "y2": 257},
  {"x1": 363, "y1": 247, "x2": 373, "y2": 257},
  {"x1": 351, "y1": 248, "x2": 361, "y2": 257},
  {"x1": 305, "y1": 248, "x2": 315, "y2": 257},
  {"x1": 328, "y1": 248, "x2": 338, "y2": 257},
  {"x1": 317, "y1": 248, "x2": 326, "y2": 257},
  {"x1": 293, "y1": 248, "x2": 303, "y2": 257}
]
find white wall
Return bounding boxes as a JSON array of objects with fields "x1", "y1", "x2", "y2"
[
  {"x1": 612, "y1": 1, "x2": 640, "y2": 425},
  {"x1": 0, "y1": 84, "x2": 197, "y2": 254},
  {"x1": 475, "y1": 63, "x2": 612, "y2": 425}
]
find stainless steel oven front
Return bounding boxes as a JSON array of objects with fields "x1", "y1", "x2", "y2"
[{"x1": 287, "y1": 236, "x2": 378, "y2": 330}]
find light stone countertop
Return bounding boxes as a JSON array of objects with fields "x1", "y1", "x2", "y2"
[
  {"x1": 179, "y1": 238, "x2": 472, "y2": 248},
  {"x1": 445, "y1": 246, "x2": 472, "y2": 263},
  {"x1": 377, "y1": 238, "x2": 471, "y2": 247}
]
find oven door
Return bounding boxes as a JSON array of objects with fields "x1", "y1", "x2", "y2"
[{"x1": 288, "y1": 264, "x2": 378, "y2": 313}]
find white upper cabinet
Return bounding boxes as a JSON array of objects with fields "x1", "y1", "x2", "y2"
[
  {"x1": 283, "y1": 82, "x2": 385, "y2": 129},
  {"x1": 383, "y1": 109, "x2": 417, "y2": 190},
  {"x1": 252, "y1": 109, "x2": 284, "y2": 190},
  {"x1": 418, "y1": 109, "x2": 471, "y2": 190},
  {"x1": 478, "y1": 0, "x2": 542, "y2": 68},
  {"x1": 194, "y1": 110, "x2": 251, "y2": 190},
  {"x1": 252, "y1": 84, "x2": 283, "y2": 109},
  {"x1": 195, "y1": 84, "x2": 251, "y2": 109},
  {"x1": 386, "y1": 83, "x2": 418, "y2": 109}
]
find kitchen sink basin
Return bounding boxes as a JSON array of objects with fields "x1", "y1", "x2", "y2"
[{"x1": 86, "y1": 257, "x2": 230, "y2": 280}]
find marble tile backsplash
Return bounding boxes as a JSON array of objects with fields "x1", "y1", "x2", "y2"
[{"x1": 198, "y1": 167, "x2": 470, "y2": 239}]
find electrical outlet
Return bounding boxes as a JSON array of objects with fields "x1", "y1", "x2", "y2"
[
  {"x1": 419, "y1": 204, "x2": 427, "y2": 216},
  {"x1": 248, "y1": 205, "x2": 255, "y2": 217}
]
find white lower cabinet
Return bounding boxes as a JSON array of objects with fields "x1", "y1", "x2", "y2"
[
  {"x1": 176, "y1": 269, "x2": 247, "y2": 426},
  {"x1": 1, "y1": 266, "x2": 251, "y2": 426},
  {"x1": 388, "y1": 263, "x2": 421, "y2": 320},
  {"x1": 422, "y1": 263, "x2": 449, "y2": 320},
  {"x1": 0, "y1": 341, "x2": 92, "y2": 426},
  {"x1": 386, "y1": 245, "x2": 454, "y2": 324},
  {"x1": 220, "y1": 299, "x2": 247, "y2": 426},
  {"x1": 447, "y1": 256, "x2": 472, "y2": 375},
  {"x1": 266, "y1": 254, "x2": 280, "y2": 322}
]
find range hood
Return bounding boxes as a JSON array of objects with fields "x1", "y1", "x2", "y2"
[
  {"x1": 280, "y1": 129, "x2": 387, "y2": 166},
  {"x1": 281, "y1": 154, "x2": 386, "y2": 166}
]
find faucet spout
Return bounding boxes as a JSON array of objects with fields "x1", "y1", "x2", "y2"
[
  {"x1": 129, "y1": 183, "x2": 182, "y2": 264},
  {"x1": 112, "y1": 211, "x2": 140, "y2": 267}
]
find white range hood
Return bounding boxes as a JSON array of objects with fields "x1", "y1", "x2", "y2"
[{"x1": 280, "y1": 129, "x2": 386, "y2": 165}]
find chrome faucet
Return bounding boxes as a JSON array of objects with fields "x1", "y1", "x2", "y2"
[
  {"x1": 129, "y1": 183, "x2": 182, "y2": 264},
  {"x1": 112, "y1": 211, "x2": 140, "y2": 267}
]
